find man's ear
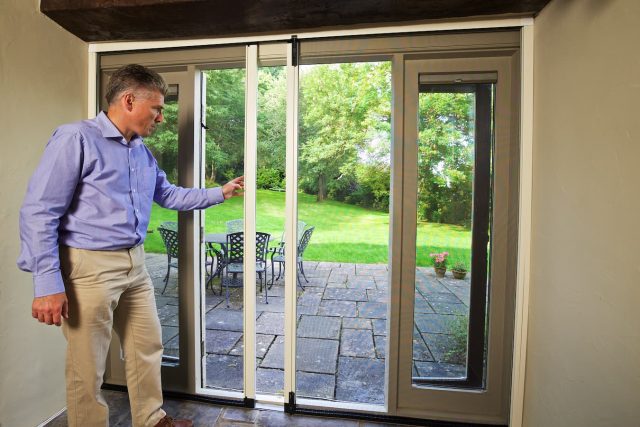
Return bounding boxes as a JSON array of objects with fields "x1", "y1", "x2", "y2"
[{"x1": 122, "y1": 93, "x2": 135, "y2": 112}]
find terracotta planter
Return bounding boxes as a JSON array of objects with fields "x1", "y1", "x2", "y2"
[
  {"x1": 434, "y1": 266, "x2": 446, "y2": 278},
  {"x1": 452, "y1": 269, "x2": 467, "y2": 280}
]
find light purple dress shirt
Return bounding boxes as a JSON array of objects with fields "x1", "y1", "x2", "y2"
[{"x1": 18, "y1": 112, "x2": 224, "y2": 297}]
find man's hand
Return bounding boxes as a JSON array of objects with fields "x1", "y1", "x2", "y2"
[
  {"x1": 32, "y1": 292, "x2": 69, "y2": 326},
  {"x1": 222, "y1": 176, "x2": 245, "y2": 200}
]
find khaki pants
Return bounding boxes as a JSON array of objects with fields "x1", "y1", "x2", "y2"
[{"x1": 60, "y1": 245, "x2": 166, "y2": 427}]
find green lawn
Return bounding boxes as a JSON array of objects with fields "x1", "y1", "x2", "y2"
[{"x1": 145, "y1": 189, "x2": 471, "y2": 268}]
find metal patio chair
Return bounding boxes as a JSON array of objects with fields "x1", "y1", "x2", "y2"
[
  {"x1": 270, "y1": 226, "x2": 315, "y2": 290},
  {"x1": 223, "y1": 231, "x2": 271, "y2": 307}
]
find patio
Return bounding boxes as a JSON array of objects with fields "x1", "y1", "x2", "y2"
[{"x1": 145, "y1": 253, "x2": 470, "y2": 404}]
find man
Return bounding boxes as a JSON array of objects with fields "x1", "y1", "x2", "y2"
[{"x1": 17, "y1": 64, "x2": 243, "y2": 427}]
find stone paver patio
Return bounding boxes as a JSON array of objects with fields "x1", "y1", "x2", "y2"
[{"x1": 145, "y1": 253, "x2": 470, "y2": 405}]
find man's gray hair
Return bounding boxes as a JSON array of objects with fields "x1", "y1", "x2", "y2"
[{"x1": 105, "y1": 64, "x2": 168, "y2": 105}]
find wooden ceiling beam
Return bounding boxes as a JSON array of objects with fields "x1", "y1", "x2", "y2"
[{"x1": 41, "y1": 0, "x2": 551, "y2": 42}]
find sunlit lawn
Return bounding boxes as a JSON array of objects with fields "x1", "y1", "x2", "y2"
[{"x1": 145, "y1": 189, "x2": 471, "y2": 267}]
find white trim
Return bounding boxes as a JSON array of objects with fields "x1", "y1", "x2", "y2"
[
  {"x1": 283, "y1": 41, "x2": 299, "y2": 403},
  {"x1": 88, "y1": 18, "x2": 533, "y2": 53},
  {"x1": 509, "y1": 23, "x2": 534, "y2": 427},
  {"x1": 88, "y1": 51, "x2": 98, "y2": 117},
  {"x1": 243, "y1": 44, "x2": 259, "y2": 400}
]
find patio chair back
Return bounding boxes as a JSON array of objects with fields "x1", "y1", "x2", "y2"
[
  {"x1": 226, "y1": 219, "x2": 244, "y2": 234},
  {"x1": 298, "y1": 226, "x2": 314, "y2": 256},
  {"x1": 158, "y1": 221, "x2": 179, "y2": 258},
  {"x1": 226, "y1": 231, "x2": 271, "y2": 265}
]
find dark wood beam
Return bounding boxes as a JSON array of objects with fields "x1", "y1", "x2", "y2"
[{"x1": 41, "y1": 0, "x2": 551, "y2": 42}]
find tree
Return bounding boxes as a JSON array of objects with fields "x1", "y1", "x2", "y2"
[
  {"x1": 417, "y1": 91, "x2": 475, "y2": 227},
  {"x1": 298, "y1": 62, "x2": 391, "y2": 201}
]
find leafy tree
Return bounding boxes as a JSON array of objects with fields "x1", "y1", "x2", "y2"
[
  {"x1": 417, "y1": 92, "x2": 474, "y2": 227},
  {"x1": 298, "y1": 62, "x2": 391, "y2": 201}
]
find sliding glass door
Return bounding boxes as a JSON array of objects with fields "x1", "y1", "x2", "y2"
[{"x1": 99, "y1": 31, "x2": 521, "y2": 423}]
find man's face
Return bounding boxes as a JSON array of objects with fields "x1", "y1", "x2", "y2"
[{"x1": 128, "y1": 89, "x2": 164, "y2": 137}]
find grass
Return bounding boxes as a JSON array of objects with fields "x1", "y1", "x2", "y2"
[{"x1": 145, "y1": 189, "x2": 471, "y2": 267}]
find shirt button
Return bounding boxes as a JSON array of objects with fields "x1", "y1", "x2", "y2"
[
  {"x1": 133, "y1": 189, "x2": 136, "y2": 193},
  {"x1": 131, "y1": 168, "x2": 135, "y2": 172},
  {"x1": 136, "y1": 209, "x2": 139, "y2": 213}
]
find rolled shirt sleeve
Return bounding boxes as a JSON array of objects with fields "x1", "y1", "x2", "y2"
[{"x1": 17, "y1": 129, "x2": 83, "y2": 297}]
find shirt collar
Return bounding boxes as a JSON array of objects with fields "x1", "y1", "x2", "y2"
[{"x1": 96, "y1": 111, "x2": 143, "y2": 147}]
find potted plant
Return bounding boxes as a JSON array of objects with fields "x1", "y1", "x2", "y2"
[
  {"x1": 429, "y1": 251, "x2": 449, "y2": 278},
  {"x1": 451, "y1": 262, "x2": 468, "y2": 280}
]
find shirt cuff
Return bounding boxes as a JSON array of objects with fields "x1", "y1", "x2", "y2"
[
  {"x1": 33, "y1": 271, "x2": 66, "y2": 297},
  {"x1": 207, "y1": 187, "x2": 225, "y2": 206}
]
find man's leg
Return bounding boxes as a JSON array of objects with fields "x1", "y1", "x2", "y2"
[
  {"x1": 61, "y1": 247, "x2": 128, "y2": 427},
  {"x1": 113, "y1": 245, "x2": 166, "y2": 427}
]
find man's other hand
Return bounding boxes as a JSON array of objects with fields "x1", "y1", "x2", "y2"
[
  {"x1": 222, "y1": 176, "x2": 245, "y2": 199},
  {"x1": 32, "y1": 292, "x2": 69, "y2": 326}
]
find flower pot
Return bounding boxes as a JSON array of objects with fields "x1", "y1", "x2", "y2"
[
  {"x1": 434, "y1": 266, "x2": 446, "y2": 278},
  {"x1": 452, "y1": 270, "x2": 467, "y2": 280}
]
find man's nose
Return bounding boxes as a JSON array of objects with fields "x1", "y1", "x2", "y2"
[{"x1": 156, "y1": 112, "x2": 164, "y2": 123}]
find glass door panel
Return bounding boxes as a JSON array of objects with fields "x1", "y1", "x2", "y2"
[
  {"x1": 201, "y1": 67, "x2": 246, "y2": 393},
  {"x1": 295, "y1": 61, "x2": 392, "y2": 405},
  {"x1": 255, "y1": 64, "x2": 287, "y2": 396},
  {"x1": 144, "y1": 82, "x2": 182, "y2": 363},
  {"x1": 397, "y1": 56, "x2": 516, "y2": 423},
  {"x1": 412, "y1": 82, "x2": 492, "y2": 386}
]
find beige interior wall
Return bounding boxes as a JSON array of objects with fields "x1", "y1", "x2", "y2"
[
  {"x1": 0, "y1": 1, "x2": 87, "y2": 426},
  {"x1": 526, "y1": 0, "x2": 640, "y2": 425}
]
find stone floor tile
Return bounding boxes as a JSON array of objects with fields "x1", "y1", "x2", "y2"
[
  {"x1": 340, "y1": 329, "x2": 375, "y2": 358},
  {"x1": 206, "y1": 308, "x2": 244, "y2": 332},
  {"x1": 256, "y1": 295, "x2": 285, "y2": 313},
  {"x1": 296, "y1": 338, "x2": 339, "y2": 374},
  {"x1": 414, "y1": 361, "x2": 466, "y2": 379},
  {"x1": 421, "y1": 333, "x2": 460, "y2": 363},
  {"x1": 336, "y1": 357, "x2": 385, "y2": 404},
  {"x1": 206, "y1": 330, "x2": 242, "y2": 354},
  {"x1": 230, "y1": 334, "x2": 275, "y2": 359},
  {"x1": 256, "y1": 368, "x2": 285, "y2": 395},
  {"x1": 346, "y1": 277, "x2": 377, "y2": 289},
  {"x1": 164, "y1": 334, "x2": 179, "y2": 357},
  {"x1": 366, "y1": 289, "x2": 388, "y2": 303},
  {"x1": 372, "y1": 319, "x2": 387, "y2": 336},
  {"x1": 260, "y1": 335, "x2": 286, "y2": 369},
  {"x1": 297, "y1": 290, "x2": 323, "y2": 306},
  {"x1": 327, "y1": 272, "x2": 348, "y2": 284},
  {"x1": 161, "y1": 399, "x2": 223, "y2": 426},
  {"x1": 424, "y1": 292, "x2": 464, "y2": 305},
  {"x1": 357, "y1": 301, "x2": 387, "y2": 319},
  {"x1": 296, "y1": 303, "x2": 319, "y2": 315},
  {"x1": 220, "y1": 407, "x2": 260, "y2": 423},
  {"x1": 325, "y1": 281, "x2": 348, "y2": 289},
  {"x1": 256, "y1": 312, "x2": 285, "y2": 335},
  {"x1": 414, "y1": 313, "x2": 453, "y2": 334},
  {"x1": 374, "y1": 335, "x2": 387, "y2": 359},
  {"x1": 318, "y1": 300, "x2": 357, "y2": 317},
  {"x1": 323, "y1": 287, "x2": 368, "y2": 302},
  {"x1": 161, "y1": 325, "x2": 179, "y2": 345},
  {"x1": 296, "y1": 371, "x2": 335, "y2": 400},
  {"x1": 257, "y1": 410, "x2": 359, "y2": 427},
  {"x1": 157, "y1": 303, "x2": 179, "y2": 327},
  {"x1": 342, "y1": 317, "x2": 372, "y2": 329},
  {"x1": 430, "y1": 301, "x2": 468, "y2": 315},
  {"x1": 297, "y1": 315, "x2": 342, "y2": 339},
  {"x1": 413, "y1": 295, "x2": 435, "y2": 313},
  {"x1": 412, "y1": 329, "x2": 435, "y2": 362},
  {"x1": 205, "y1": 354, "x2": 243, "y2": 391}
]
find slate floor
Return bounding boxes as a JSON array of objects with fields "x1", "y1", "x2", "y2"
[
  {"x1": 145, "y1": 254, "x2": 470, "y2": 405},
  {"x1": 46, "y1": 389, "x2": 424, "y2": 427}
]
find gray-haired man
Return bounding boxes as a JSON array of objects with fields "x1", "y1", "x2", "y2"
[{"x1": 18, "y1": 64, "x2": 243, "y2": 427}]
